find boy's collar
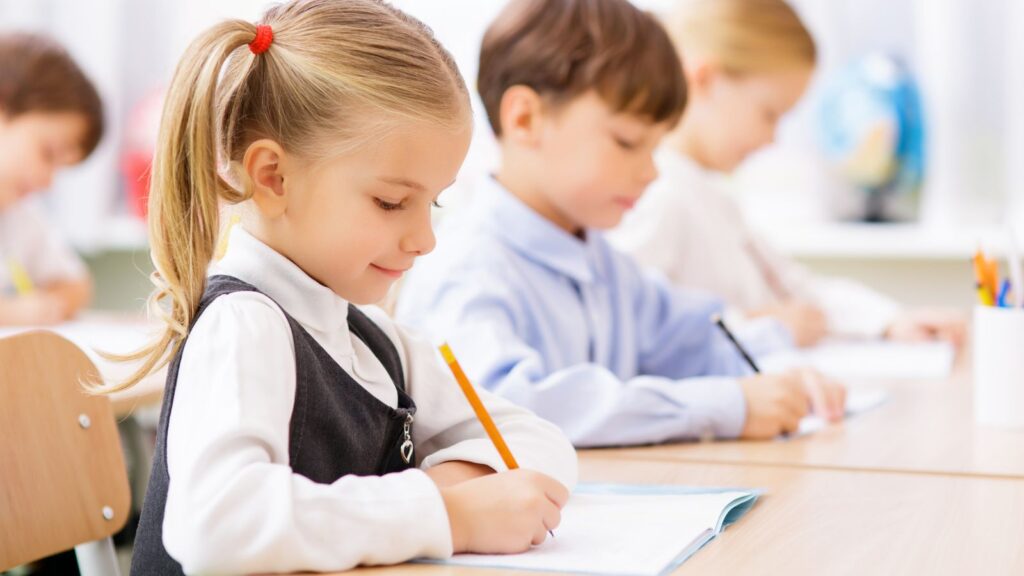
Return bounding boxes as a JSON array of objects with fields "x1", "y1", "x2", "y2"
[{"x1": 476, "y1": 175, "x2": 599, "y2": 284}]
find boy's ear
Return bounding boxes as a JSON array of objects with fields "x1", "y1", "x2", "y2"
[
  {"x1": 243, "y1": 139, "x2": 289, "y2": 219},
  {"x1": 498, "y1": 85, "x2": 545, "y2": 147}
]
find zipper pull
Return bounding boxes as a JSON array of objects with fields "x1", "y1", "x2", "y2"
[{"x1": 399, "y1": 412, "x2": 415, "y2": 464}]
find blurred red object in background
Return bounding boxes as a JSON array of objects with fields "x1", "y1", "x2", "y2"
[{"x1": 120, "y1": 88, "x2": 164, "y2": 219}]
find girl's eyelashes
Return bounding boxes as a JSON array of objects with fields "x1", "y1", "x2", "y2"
[
  {"x1": 374, "y1": 197, "x2": 404, "y2": 211},
  {"x1": 374, "y1": 195, "x2": 443, "y2": 211}
]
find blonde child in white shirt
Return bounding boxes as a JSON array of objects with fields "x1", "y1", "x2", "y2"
[
  {"x1": 0, "y1": 33, "x2": 101, "y2": 324},
  {"x1": 100, "y1": 2, "x2": 577, "y2": 574},
  {"x1": 609, "y1": 0, "x2": 965, "y2": 347}
]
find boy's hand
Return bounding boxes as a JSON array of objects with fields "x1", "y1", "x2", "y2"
[
  {"x1": 438, "y1": 469, "x2": 568, "y2": 554},
  {"x1": 752, "y1": 300, "x2": 828, "y2": 347},
  {"x1": 739, "y1": 368, "x2": 847, "y2": 438},
  {"x1": 739, "y1": 370, "x2": 809, "y2": 438},
  {"x1": 885, "y1": 308, "x2": 966, "y2": 348},
  {"x1": 795, "y1": 368, "x2": 846, "y2": 422}
]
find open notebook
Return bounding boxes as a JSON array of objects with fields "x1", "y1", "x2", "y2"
[
  {"x1": 422, "y1": 484, "x2": 759, "y2": 576},
  {"x1": 760, "y1": 339, "x2": 954, "y2": 381}
]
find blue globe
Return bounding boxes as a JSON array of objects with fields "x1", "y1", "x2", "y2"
[{"x1": 818, "y1": 54, "x2": 925, "y2": 221}]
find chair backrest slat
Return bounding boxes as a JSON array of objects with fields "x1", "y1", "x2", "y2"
[{"x1": 0, "y1": 331, "x2": 130, "y2": 570}]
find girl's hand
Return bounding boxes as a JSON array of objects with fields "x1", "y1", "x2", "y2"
[
  {"x1": 438, "y1": 468, "x2": 568, "y2": 554},
  {"x1": 885, "y1": 308, "x2": 967, "y2": 348},
  {"x1": 752, "y1": 300, "x2": 828, "y2": 347},
  {"x1": 0, "y1": 294, "x2": 66, "y2": 326}
]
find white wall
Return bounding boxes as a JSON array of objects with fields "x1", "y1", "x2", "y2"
[
  {"x1": 0, "y1": 0, "x2": 273, "y2": 252},
  {"x1": 3, "y1": 0, "x2": 1014, "y2": 307}
]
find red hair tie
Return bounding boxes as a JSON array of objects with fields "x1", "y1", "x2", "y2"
[{"x1": 249, "y1": 25, "x2": 273, "y2": 55}]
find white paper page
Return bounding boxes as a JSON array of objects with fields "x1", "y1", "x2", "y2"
[
  {"x1": 437, "y1": 490, "x2": 751, "y2": 576},
  {"x1": 795, "y1": 387, "x2": 889, "y2": 436},
  {"x1": 760, "y1": 339, "x2": 954, "y2": 380}
]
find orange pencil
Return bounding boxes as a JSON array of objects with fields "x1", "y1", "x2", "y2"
[
  {"x1": 439, "y1": 342, "x2": 555, "y2": 538},
  {"x1": 985, "y1": 257, "x2": 1000, "y2": 300},
  {"x1": 974, "y1": 250, "x2": 997, "y2": 304},
  {"x1": 439, "y1": 342, "x2": 519, "y2": 470}
]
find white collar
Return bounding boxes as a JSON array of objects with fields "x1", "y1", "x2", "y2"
[
  {"x1": 655, "y1": 146, "x2": 709, "y2": 181},
  {"x1": 211, "y1": 226, "x2": 352, "y2": 349}
]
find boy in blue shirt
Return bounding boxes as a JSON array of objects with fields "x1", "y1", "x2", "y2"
[{"x1": 397, "y1": 0, "x2": 845, "y2": 447}]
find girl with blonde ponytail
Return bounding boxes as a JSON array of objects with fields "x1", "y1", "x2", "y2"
[
  {"x1": 119, "y1": 2, "x2": 576, "y2": 573},
  {"x1": 610, "y1": 0, "x2": 965, "y2": 348}
]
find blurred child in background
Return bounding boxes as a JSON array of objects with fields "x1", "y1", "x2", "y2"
[
  {"x1": 609, "y1": 0, "x2": 965, "y2": 348},
  {"x1": 0, "y1": 32, "x2": 101, "y2": 325}
]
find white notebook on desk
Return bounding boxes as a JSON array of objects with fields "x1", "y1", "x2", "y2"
[
  {"x1": 794, "y1": 387, "x2": 889, "y2": 437},
  {"x1": 422, "y1": 484, "x2": 759, "y2": 576},
  {"x1": 760, "y1": 339, "x2": 954, "y2": 381}
]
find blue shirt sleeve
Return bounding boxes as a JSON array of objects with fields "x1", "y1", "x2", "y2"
[
  {"x1": 630, "y1": 261, "x2": 759, "y2": 378},
  {"x1": 398, "y1": 277, "x2": 748, "y2": 448}
]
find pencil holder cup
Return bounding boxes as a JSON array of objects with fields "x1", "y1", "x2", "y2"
[{"x1": 973, "y1": 305, "x2": 1024, "y2": 429}]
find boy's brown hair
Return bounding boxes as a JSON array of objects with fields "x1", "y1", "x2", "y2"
[
  {"x1": 478, "y1": 0, "x2": 687, "y2": 137},
  {"x1": 0, "y1": 33, "x2": 104, "y2": 157}
]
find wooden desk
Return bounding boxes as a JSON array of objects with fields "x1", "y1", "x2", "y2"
[
  {"x1": 0, "y1": 314, "x2": 166, "y2": 417},
  {"x1": 589, "y1": 363, "x2": 1024, "y2": 480},
  {"x1": 322, "y1": 454, "x2": 1023, "y2": 575}
]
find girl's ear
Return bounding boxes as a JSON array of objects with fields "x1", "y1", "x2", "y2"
[
  {"x1": 243, "y1": 139, "x2": 289, "y2": 218},
  {"x1": 498, "y1": 85, "x2": 547, "y2": 148},
  {"x1": 685, "y1": 57, "x2": 723, "y2": 98}
]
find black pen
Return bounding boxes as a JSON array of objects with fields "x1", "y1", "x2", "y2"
[{"x1": 710, "y1": 313, "x2": 760, "y2": 374}]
